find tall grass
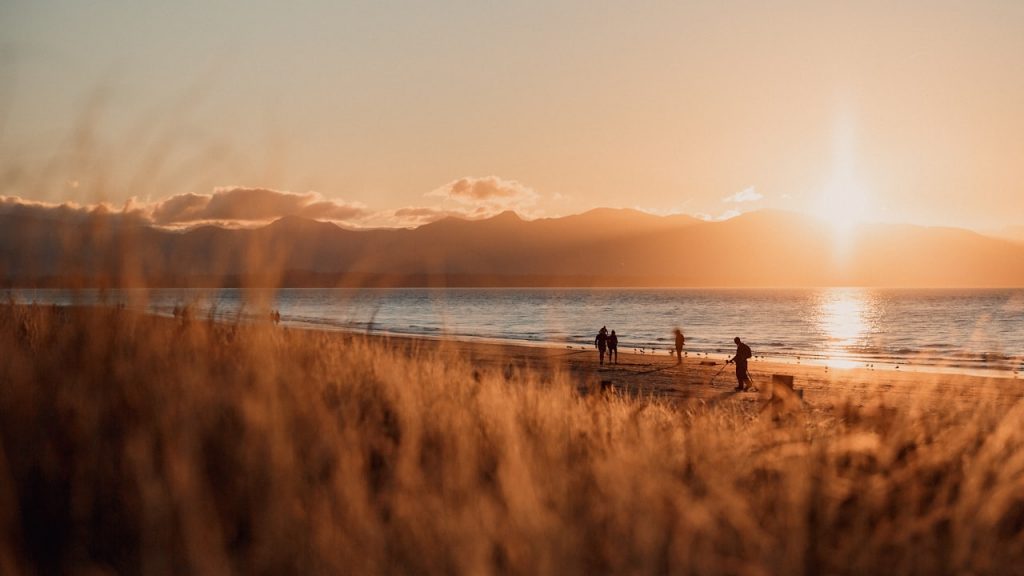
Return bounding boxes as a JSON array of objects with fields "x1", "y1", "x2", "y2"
[{"x1": 1, "y1": 303, "x2": 1023, "y2": 575}]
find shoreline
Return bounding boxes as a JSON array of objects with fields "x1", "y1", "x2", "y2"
[
  {"x1": 270, "y1": 320, "x2": 1024, "y2": 410},
  {"x1": 12, "y1": 303, "x2": 1024, "y2": 409},
  {"x1": 282, "y1": 319, "x2": 1023, "y2": 381},
  {"x1": 9, "y1": 288, "x2": 1023, "y2": 379}
]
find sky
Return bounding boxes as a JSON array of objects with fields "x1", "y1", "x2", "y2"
[{"x1": 1, "y1": 0, "x2": 1023, "y2": 231}]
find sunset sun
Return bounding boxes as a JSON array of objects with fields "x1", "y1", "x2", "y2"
[{"x1": 816, "y1": 176, "x2": 870, "y2": 235}]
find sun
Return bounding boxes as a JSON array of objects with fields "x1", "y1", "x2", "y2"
[{"x1": 816, "y1": 176, "x2": 869, "y2": 236}]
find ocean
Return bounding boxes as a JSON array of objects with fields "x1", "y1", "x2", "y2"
[{"x1": 8, "y1": 287, "x2": 1024, "y2": 376}]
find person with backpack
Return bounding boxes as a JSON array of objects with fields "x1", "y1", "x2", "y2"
[
  {"x1": 673, "y1": 328, "x2": 685, "y2": 364},
  {"x1": 726, "y1": 336, "x2": 753, "y2": 391}
]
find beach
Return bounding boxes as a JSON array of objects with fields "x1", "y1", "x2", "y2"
[
  {"x1": 128, "y1": 305, "x2": 1024, "y2": 410},
  {"x1": 4, "y1": 304, "x2": 1024, "y2": 574},
  {"x1": 336, "y1": 328, "x2": 1024, "y2": 412},
  {"x1": 12, "y1": 287, "x2": 1023, "y2": 375}
]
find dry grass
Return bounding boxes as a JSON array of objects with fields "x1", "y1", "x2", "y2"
[{"x1": 1, "y1": 303, "x2": 1024, "y2": 575}]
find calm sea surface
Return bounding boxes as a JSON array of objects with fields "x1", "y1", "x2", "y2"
[{"x1": 9, "y1": 288, "x2": 1024, "y2": 376}]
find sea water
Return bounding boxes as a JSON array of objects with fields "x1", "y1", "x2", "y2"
[{"x1": 8, "y1": 287, "x2": 1024, "y2": 376}]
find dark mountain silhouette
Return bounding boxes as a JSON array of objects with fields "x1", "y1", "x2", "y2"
[{"x1": 1, "y1": 208, "x2": 1022, "y2": 287}]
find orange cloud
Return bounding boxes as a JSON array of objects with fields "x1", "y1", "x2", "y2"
[
  {"x1": 385, "y1": 206, "x2": 479, "y2": 228},
  {"x1": 0, "y1": 195, "x2": 149, "y2": 224},
  {"x1": 150, "y1": 193, "x2": 209, "y2": 224},
  {"x1": 425, "y1": 176, "x2": 540, "y2": 219},
  {"x1": 150, "y1": 187, "x2": 368, "y2": 225},
  {"x1": 429, "y1": 176, "x2": 537, "y2": 203},
  {"x1": 2, "y1": 188, "x2": 368, "y2": 228}
]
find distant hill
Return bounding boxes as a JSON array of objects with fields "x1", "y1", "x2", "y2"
[
  {"x1": 994, "y1": 225, "x2": 1024, "y2": 245},
  {"x1": 2, "y1": 208, "x2": 1023, "y2": 287}
]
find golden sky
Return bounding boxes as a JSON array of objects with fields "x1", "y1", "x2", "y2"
[{"x1": 2, "y1": 1, "x2": 1022, "y2": 231}]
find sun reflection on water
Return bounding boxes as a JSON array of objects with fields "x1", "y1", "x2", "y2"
[{"x1": 816, "y1": 288, "x2": 876, "y2": 369}]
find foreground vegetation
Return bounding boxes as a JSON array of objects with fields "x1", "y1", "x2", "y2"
[{"x1": 1, "y1": 304, "x2": 1023, "y2": 575}]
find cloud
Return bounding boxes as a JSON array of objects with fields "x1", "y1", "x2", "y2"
[
  {"x1": 383, "y1": 206, "x2": 474, "y2": 228},
  {"x1": 150, "y1": 193, "x2": 209, "y2": 224},
  {"x1": 0, "y1": 195, "x2": 149, "y2": 225},
  {"x1": 3, "y1": 187, "x2": 369, "y2": 228},
  {"x1": 426, "y1": 176, "x2": 539, "y2": 216},
  {"x1": 300, "y1": 200, "x2": 367, "y2": 221},
  {"x1": 5, "y1": 178, "x2": 539, "y2": 230},
  {"x1": 695, "y1": 209, "x2": 741, "y2": 222},
  {"x1": 1, "y1": 195, "x2": 85, "y2": 215},
  {"x1": 380, "y1": 179, "x2": 549, "y2": 227},
  {"x1": 393, "y1": 206, "x2": 456, "y2": 219},
  {"x1": 631, "y1": 205, "x2": 692, "y2": 217},
  {"x1": 722, "y1": 186, "x2": 763, "y2": 204},
  {"x1": 150, "y1": 187, "x2": 368, "y2": 225},
  {"x1": 1, "y1": 195, "x2": 68, "y2": 213}
]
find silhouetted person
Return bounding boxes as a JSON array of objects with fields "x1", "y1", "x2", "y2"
[
  {"x1": 727, "y1": 336, "x2": 753, "y2": 391},
  {"x1": 674, "y1": 328, "x2": 685, "y2": 364},
  {"x1": 608, "y1": 330, "x2": 618, "y2": 364},
  {"x1": 595, "y1": 326, "x2": 608, "y2": 365},
  {"x1": 175, "y1": 304, "x2": 192, "y2": 323}
]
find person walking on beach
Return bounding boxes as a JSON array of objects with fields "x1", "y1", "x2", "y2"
[
  {"x1": 595, "y1": 326, "x2": 609, "y2": 365},
  {"x1": 608, "y1": 330, "x2": 618, "y2": 364},
  {"x1": 673, "y1": 328, "x2": 685, "y2": 364},
  {"x1": 727, "y1": 336, "x2": 753, "y2": 391}
]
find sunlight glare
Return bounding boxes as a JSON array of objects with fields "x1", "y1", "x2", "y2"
[
  {"x1": 820, "y1": 288, "x2": 868, "y2": 346},
  {"x1": 818, "y1": 177, "x2": 868, "y2": 237},
  {"x1": 816, "y1": 106, "x2": 871, "y2": 241},
  {"x1": 816, "y1": 288, "x2": 874, "y2": 369}
]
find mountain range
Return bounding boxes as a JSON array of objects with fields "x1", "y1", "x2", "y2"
[{"x1": 2, "y1": 207, "x2": 1023, "y2": 288}]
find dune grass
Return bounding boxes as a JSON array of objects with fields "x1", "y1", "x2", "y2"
[{"x1": 1, "y1": 303, "x2": 1023, "y2": 575}]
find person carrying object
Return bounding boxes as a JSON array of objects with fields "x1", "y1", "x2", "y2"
[{"x1": 727, "y1": 336, "x2": 753, "y2": 391}]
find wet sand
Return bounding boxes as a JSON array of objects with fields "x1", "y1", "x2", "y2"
[{"x1": 363, "y1": 332, "x2": 1024, "y2": 411}]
